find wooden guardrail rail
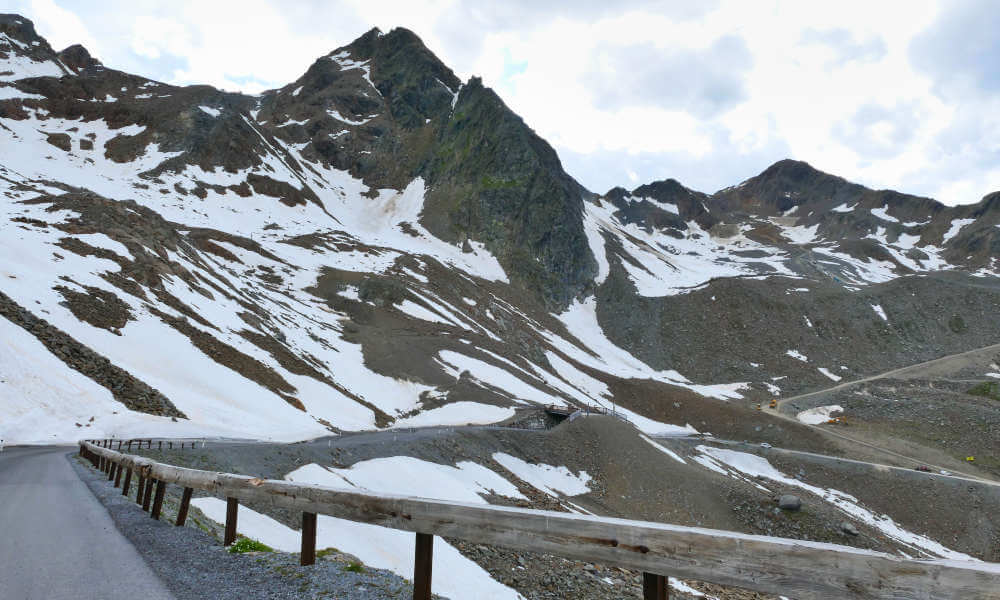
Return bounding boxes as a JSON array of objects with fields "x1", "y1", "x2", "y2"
[{"x1": 79, "y1": 440, "x2": 1000, "y2": 600}]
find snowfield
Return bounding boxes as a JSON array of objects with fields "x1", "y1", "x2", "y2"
[{"x1": 796, "y1": 405, "x2": 844, "y2": 424}]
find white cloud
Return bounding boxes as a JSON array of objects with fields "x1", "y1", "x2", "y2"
[
  {"x1": 24, "y1": 0, "x2": 101, "y2": 55},
  {"x1": 7, "y1": 0, "x2": 998, "y2": 204}
]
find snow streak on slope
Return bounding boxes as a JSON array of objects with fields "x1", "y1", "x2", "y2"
[
  {"x1": 584, "y1": 199, "x2": 793, "y2": 296},
  {"x1": 695, "y1": 446, "x2": 974, "y2": 560},
  {"x1": 0, "y1": 314, "x2": 210, "y2": 443},
  {"x1": 491, "y1": 453, "x2": 592, "y2": 497},
  {"x1": 286, "y1": 458, "x2": 528, "y2": 503}
]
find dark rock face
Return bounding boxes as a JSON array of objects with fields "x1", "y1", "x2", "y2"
[
  {"x1": 630, "y1": 178, "x2": 716, "y2": 228},
  {"x1": 58, "y1": 44, "x2": 101, "y2": 73},
  {"x1": 355, "y1": 27, "x2": 462, "y2": 129},
  {"x1": 711, "y1": 159, "x2": 863, "y2": 216},
  {"x1": 421, "y1": 78, "x2": 596, "y2": 308}
]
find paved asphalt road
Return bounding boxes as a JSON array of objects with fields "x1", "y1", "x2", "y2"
[{"x1": 0, "y1": 445, "x2": 174, "y2": 600}]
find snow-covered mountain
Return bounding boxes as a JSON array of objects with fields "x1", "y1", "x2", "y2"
[{"x1": 3, "y1": 13, "x2": 1000, "y2": 444}]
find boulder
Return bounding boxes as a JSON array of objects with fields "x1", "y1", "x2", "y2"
[{"x1": 778, "y1": 494, "x2": 802, "y2": 511}]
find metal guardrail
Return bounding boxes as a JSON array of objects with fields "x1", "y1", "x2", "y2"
[{"x1": 79, "y1": 440, "x2": 1000, "y2": 600}]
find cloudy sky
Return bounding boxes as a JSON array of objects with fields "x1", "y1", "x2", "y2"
[{"x1": 11, "y1": 0, "x2": 999, "y2": 205}]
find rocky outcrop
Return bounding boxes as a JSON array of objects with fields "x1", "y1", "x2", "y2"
[
  {"x1": 421, "y1": 78, "x2": 596, "y2": 308},
  {"x1": 0, "y1": 290, "x2": 185, "y2": 418}
]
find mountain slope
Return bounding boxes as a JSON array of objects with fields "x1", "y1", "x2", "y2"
[{"x1": 2, "y1": 14, "x2": 1000, "y2": 455}]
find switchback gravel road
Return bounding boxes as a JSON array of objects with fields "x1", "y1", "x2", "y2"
[{"x1": 0, "y1": 445, "x2": 174, "y2": 600}]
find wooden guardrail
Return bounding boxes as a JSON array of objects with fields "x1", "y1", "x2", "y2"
[{"x1": 79, "y1": 440, "x2": 1000, "y2": 600}]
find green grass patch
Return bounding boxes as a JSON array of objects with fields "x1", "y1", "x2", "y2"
[
  {"x1": 344, "y1": 562, "x2": 365, "y2": 573},
  {"x1": 967, "y1": 381, "x2": 1000, "y2": 401},
  {"x1": 228, "y1": 537, "x2": 273, "y2": 553},
  {"x1": 315, "y1": 547, "x2": 339, "y2": 560}
]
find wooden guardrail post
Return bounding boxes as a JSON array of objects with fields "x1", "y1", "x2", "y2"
[
  {"x1": 176, "y1": 488, "x2": 193, "y2": 527},
  {"x1": 643, "y1": 572, "x2": 668, "y2": 599},
  {"x1": 151, "y1": 481, "x2": 166, "y2": 520},
  {"x1": 301, "y1": 512, "x2": 317, "y2": 566},
  {"x1": 142, "y1": 478, "x2": 154, "y2": 511},
  {"x1": 413, "y1": 533, "x2": 433, "y2": 600},
  {"x1": 158, "y1": 441, "x2": 162, "y2": 450},
  {"x1": 114, "y1": 462, "x2": 123, "y2": 487},
  {"x1": 122, "y1": 467, "x2": 132, "y2": 496},
  {"x1": 107, "y1": 462, "x2": 116, "y2": 481},
  {"x1": 117, "y1": 440, "x2": 122, "y2": 450},
  {"x1": 135, "y1": 475, "x2": 145, "y2": 505},
  {"x1": 224, "y1": 498, "x2": 239, "y2": 546}
]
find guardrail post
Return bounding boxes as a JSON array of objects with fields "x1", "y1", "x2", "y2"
[
  {"x1": 643, "y1": 572, "x2": 668, "y2": 599},
  {"x1": 135, "y1": 476, "x2": 145, "y2": 505},
  {"x1": 117, "y1": 440, "x2": 122, "y2": 450},
  {"x1": 413, "y1": 533, "x2": 433, "y2": 600},
  {"x1": 151, "y1": 481, "x2": 166, "y2": 520},
  {"x1": 122, "y1": 468, "x2": 132, "y2": 496},
  {"x1": 158, "y1": 441, "x2": 162, "y2": 450},
  {"x1": 176, "y1": 488, "x2": 193, "y2": 527},
  {"x1": 147, "y1": 440, "x2": 151, "y2": 449},
  {"x1": 107, "y1": 462, "x2": 116, "y2": 481},
  {"x1": 114, "y1": 462, "x2": 123, "y2": 487},
  {"x1": 301, "y1": 512, "x2": 317, "y2": 566},
  {"x1": 224, "y1": 498, "x2": 238, "y2": 546},
  {"x1": 142, "y1": 478, "x2": 154, "y2": 511}
]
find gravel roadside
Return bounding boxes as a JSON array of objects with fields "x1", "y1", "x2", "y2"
[{"x1": 69, "y1": 452, "x2": 433, "y2": 600}]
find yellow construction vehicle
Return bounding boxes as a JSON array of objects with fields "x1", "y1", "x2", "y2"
[
  {"x1": 769, "y1": 398, "x2": 778, "y2": 409},
  {"x1": 966, "y1": 456, "x2": 975, "y2": 462}
]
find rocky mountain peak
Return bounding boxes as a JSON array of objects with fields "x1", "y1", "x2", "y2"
[
  {"x1": 57, "y1": 44, "x2": 100, "y2": 73},
  {"x1": 603, "y1": 177, "x2": 716, "y2": 231},
  {"x1": 1, "y1": 13, "x2": 72, "y2": 79},
  {"x1": 0, "y1": 13, "x2": 43, "y2": 45},
  {"x1": 710, "y1": 158, "x2": 858, "y2": 216}
]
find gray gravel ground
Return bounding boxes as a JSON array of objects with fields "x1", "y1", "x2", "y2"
[{"x1": 70, "y1": 453, "x2": 434, "y2": 600}]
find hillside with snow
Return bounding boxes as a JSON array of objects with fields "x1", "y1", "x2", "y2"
[{"x1": 2, "y1": 13, "x2": 1000, "y2": 449}]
